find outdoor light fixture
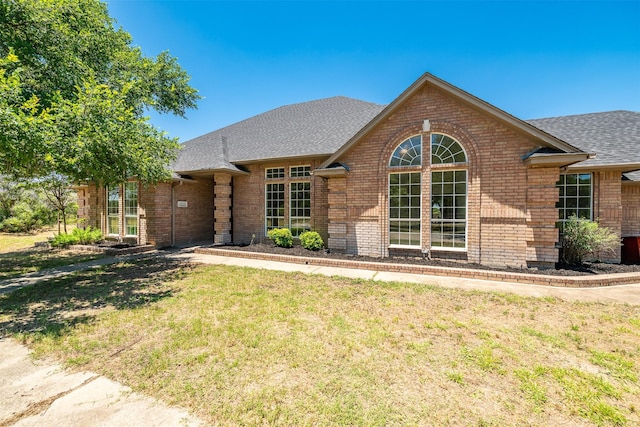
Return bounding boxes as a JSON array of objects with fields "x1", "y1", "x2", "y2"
[{"x1": 422, "y1": 119, "x2": 431, "y2": 132}]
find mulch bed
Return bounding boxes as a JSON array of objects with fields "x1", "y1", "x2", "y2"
[{"x1": 217, "y1": 243, "x2": 640, "y2": 277}]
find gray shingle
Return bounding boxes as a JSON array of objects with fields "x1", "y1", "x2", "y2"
[
  {"x1": 527, "y1": 111, "x2": 640, "y2": 170},
  {"x1": 173, "y1": 96, "x2": 385, "y2": 172}
]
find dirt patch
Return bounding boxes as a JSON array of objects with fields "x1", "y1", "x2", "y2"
[{"x1": 218, "y1": 243, "x2": 640, "y2": 276}]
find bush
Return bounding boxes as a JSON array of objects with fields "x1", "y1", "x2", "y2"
[
  {"x1": 300, "y1": 231, "x2": 324, "y2": 251},
  {"x1": 51, "y1": 227, "x2": 103, "y2": 248},
  {"x1": 560, "y1": 216, "x2": 620, "y2": 265},
  {"x1": 267, "y1": 228, "x2": 293, "y2": 248}
]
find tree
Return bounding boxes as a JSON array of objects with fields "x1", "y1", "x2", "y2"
[
  {"x1": 40, "y1": 174, "x2": 76, "y2": 234},
  {"x1": 0, "y1": 0, "x2": 199, "y2": 185},
  {"x1": 560, "y1": 215, "x2": 620, "y2": 265}
]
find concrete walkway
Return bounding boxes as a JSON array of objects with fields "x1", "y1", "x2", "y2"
[
  {"x1": 0, "y1": 338, "x2": 201, "y2": 426},
  {"x1": 171, "y1": 251, "x2": 640, "y2": 305}
]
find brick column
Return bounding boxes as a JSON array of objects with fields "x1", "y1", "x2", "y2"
[
  {"x1": 525, "y1": 167, "x2": 560, "y2": 267},
  {"x1": 213, "y1": 173, "x2": 232, "y2": 244},
  {"x1": 327, "y1": 177, "x2": 347, "y2": 252},
  {"x1": 595, "y1": 171, "x2": 622, "y2": 262}
]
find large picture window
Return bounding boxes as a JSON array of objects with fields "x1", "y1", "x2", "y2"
[
  {"x1": 556, "y1": 173, "x2": 592, "y2": 228},
  {"x1": 389, "y1": 172, "x2": 421, "y2": 246},
  {"x1": 387, "y1": 133, "x2": 468, "y2": 251},
  {"x1": 265, "y1": 183, "x2": 285, "y2": 232},
  {"x1": 290, "y1": 182, "x2": 311, "y2": 237},
  {"x1": 107, "y1": 186, "x2": 120, "y2": 235},
  {"x1": 124, "y1": 182, "x2": 138, "y2": 236}
]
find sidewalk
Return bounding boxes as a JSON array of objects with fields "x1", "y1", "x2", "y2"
[
  {"x1": 169, "y1": 250, "x2": 640, "y2": 305},
  {"x1": 0, "y1": 338, "x2": 201, "y2": 426}
]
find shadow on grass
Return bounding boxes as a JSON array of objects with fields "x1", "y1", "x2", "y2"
[
  {"x1": 0, "y1": 248, "x2": 106, "y2": 280},
  {"x1": 0, "y1": 257, "x2": 192, "y2": 339}
]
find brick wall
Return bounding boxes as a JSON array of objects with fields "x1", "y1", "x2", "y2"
[
  {"x1": 325, "y1": 84, "x2": 560, "y2": 267},
  {"x1": 232, "y1": 158, "x2": 329, "y2": 245},
  {"x1": 173, "y1": 178, "x2": 214, "y2": 246},
  {"x1": 622, "y1": 183, "x2": 640, "y2": 237},
  {"x1": 593, "y1": 171, "x2": 622, "y2": 262}
]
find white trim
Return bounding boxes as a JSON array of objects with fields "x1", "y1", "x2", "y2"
[
  {"x1": 429, "y1": 168, "x2": 468, "y2": 251},
  {"x1": 265, "y1": 167, "x2": 285, "y2": 180}
]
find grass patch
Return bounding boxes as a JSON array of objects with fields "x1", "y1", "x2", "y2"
[
  {"x1": 0, "y1": 248, "x2": 106, "y2": 280},
  {"x1": 1, "y1": 261, "x2": 639, "y2": 425}
]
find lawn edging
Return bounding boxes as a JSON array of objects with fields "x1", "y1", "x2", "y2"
[{"x1": 195, "y1": 247, "x2": 640, "y2": 288}]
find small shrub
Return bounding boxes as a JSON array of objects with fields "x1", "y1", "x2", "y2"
[
  {"x1": 267, "y1": 228, "x2": 293, "y2": 248},
  {"x1": 560, "y1": 216, "x2": 620, "y2": 265},
  {"x1": 72, "y1": 226, "x2": 103, "y2": 245},
  {"x1": 51, "y1": 227, "x2": 103, "y2": 248},
  {"x1": 300, "y1": 231, "x2": 324, "y2": 251}
]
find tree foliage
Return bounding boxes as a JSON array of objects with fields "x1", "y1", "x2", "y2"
[{"x1": 0, "y1": 0, "x2": 199, "y2": 185}]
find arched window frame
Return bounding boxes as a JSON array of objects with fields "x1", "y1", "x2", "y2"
[
  {"x1": 388, "y1": 135, "x2": 423, "y2": 248},
  {"x1": 389, "y1": 135, "x2": 422, "y2": 167},
  {"x1": 429, "y1": 133, "x2": 468, "y2": 251}
]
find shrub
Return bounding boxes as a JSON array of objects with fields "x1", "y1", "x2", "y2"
[
  {"x1": 51, "y1": 227, "x2": 103, "y2": 248},
  {"x1": 560, "y1": 215, "x2": 620, "y2": 265},
  {"x1": 72, "y1": 226, "x2": 103, "y2": 245},
  {"x1": 300, "y1": 231, "x2": 324, "y2": 251},
  {"x1": 267, "y1": 228, "x2": 293, "y2": 248}
]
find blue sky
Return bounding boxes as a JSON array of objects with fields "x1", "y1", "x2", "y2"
[{"x1": 105, "y1": 0, "x2": 640, "y2": 143}]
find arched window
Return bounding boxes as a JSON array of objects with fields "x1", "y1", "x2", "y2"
[
  {"x1": 430, "y1": 133, "x2": 467, "y2": 249},
  {"x1": 389, "y1": 135, "x2": 422, "y2": 167},
  {"x1": 431, "y1": 134, "x2": 467, "y2": 164},
  {"x1": 388, "y1": 136, "x2": 422, "y2": 246}
]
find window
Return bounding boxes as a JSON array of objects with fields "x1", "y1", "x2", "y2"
[
  {"x1": 107, "y1": 186, "x2": 119, "y2": 235},
  {"x1": 290, "y1": 182, "x2": 311, "y2": 237},
  {"x1": 290, "y1": 166, "x2": 311, "y2": 178},
  {"x1": 431, "y1": 170, "x2": 467, "y2": 249},
  {"x1": 431, "y1": 134, "x2": 467, "y2": 164},
  {"x1": 556, "y1": 173, "x2": 592, "y2": 228},
  {"x1": 389, "y1": 172, "x2": 421, "y2": 246},
  {"x1": 266, "y1": 167, "x2": 285, "y2": 179},
  {"x1": 390, "y1": 135, "x2": 422, "y2": 167},
  {"x1": 387, "y1": 133, "x2": 468, "y2": 251},
  {"x1": 124, "y1": 182, "x2": 138, "y2": 236},
  {"x1": 265, "y1": 183, "x2": 285, "y2": 232}
]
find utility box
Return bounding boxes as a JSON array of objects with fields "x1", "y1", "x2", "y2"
[{"x1": 622, "y1": 237, "x2": 640, "y2": 264}]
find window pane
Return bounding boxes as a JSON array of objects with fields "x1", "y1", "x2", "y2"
[
  {"x1": 431, "y1": 134, "x2": 467, "y2": 164},
  {"x1": 431, "y1": 170, "x2": 466, "y2": 250},
  {"x1": 389, "y1": 135, "x2": 422, "y2": 167},
  {"x1": 389, "y1": 172, "x2": 421, "y2": 246}
]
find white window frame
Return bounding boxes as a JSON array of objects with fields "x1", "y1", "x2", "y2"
[
  {"x1": 265, "y1": 167, "x2": 285, "y2": 179},
  {"x1": 289, "y1": 181, "x2": 311, "y2": 237},
  {"x1": 430, "y1": 168, "x2": 467, "y2": 251},
  {"x1": 290, "y1": 165, "x2": 311, "y2": 178},
  {"x1": 124, "y1": 182, "x2": 138, "y2": 237},
  {"x1": 556, "y1": 173, "x2": 593, "y2": 229},
  {"x1": 388, "y1": 171, "x2": 422, "y2": 248},
  {"x1": 265, "y1": 182, "x2": 285, "y2": 233},
  {"x1": 106, "y1": 186, "x2": 120, "y2": 236}
]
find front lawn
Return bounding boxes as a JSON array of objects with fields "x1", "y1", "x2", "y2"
[{"x1": 1, "y1": 258, "x2": 638, "y2": 426}]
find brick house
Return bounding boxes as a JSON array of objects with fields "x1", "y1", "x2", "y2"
[{"x1": 77, "y1": 73, "x2": 640, "y2": 267}]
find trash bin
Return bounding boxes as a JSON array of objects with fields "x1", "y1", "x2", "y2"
[{"x1": 622, "y1": 236, "x2": 640, "y2": 264}]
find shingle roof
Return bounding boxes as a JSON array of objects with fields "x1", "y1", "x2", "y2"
[
  {"x1": 527, "y1": 111, "x2": 640, "y2": 170},
  {"x1": 173, "y1": 96, "x2": 386, "y2": 172}
]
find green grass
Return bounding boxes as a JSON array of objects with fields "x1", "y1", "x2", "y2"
[
  {"x1": 1, "y1": 259, "x2": 639, "y2": 426},
  {"x1": 0, "y1": 229, "x2": 106, "y2": 280}
]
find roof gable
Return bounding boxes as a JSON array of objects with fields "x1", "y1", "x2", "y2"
[{"x1": 320, "y1": 73, "x2": 584, "y2": 169}]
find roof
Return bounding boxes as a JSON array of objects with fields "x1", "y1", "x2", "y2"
[
  {"x1": 173, "y1": 74, "x2": 639, "y2": 181},
  {"x1": 173, "y1": 96, "x2": 385, "y2": 173},
  {"x1": 527, "y1": 111, "x2": 640, "y2": 172}
]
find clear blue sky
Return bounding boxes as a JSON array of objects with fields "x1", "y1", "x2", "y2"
[{"x1": 106, "y1": 0, "x2": 640, "y2": 143}]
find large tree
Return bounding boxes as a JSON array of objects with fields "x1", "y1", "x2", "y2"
[{"x1": 0, "y1": 0, "x2": 199, "y2": 185}]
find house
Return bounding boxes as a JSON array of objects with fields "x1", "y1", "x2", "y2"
[{"x1": 76, "y1": 73, "x2": 640, "y2": 268}]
